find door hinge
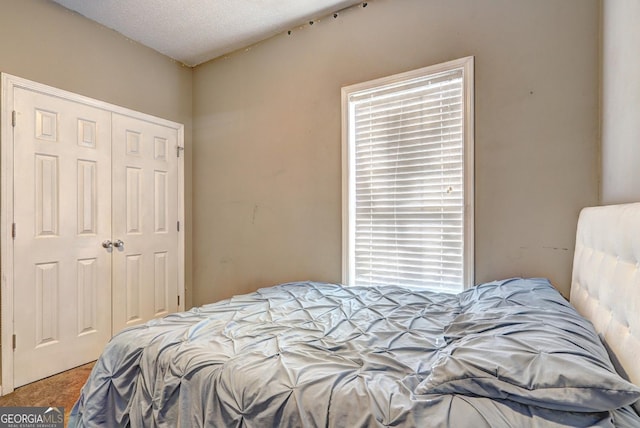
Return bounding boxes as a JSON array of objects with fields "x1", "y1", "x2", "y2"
[
  {"x1": 12, "y1": 334, "x2": 16, "y2": 350},
  {"x1": 11, "y1": 223, "x2": 16, "y2": 239},
  {"x1": 12, "y1": 110, "x2": 16, "y2": 127},
  {"x1": 177, "y1": 221, "x2": 180, "y2": 232},
  {"x1": 177, "y1": 295, "x2": 180, "y2": 306},
  {"x1": 177, "y1": 146, "x2": 184, "y2": 157}
]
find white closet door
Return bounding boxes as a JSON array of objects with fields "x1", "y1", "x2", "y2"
[
  {"x1": 12, "y1": 88, "x2": 112, "y2": 387},
  {"x1": 111, "y1": 113, "x2": 179, "y2": 333}
]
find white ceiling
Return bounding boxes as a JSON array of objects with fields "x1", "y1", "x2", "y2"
[{"x1": 51, "y1": 0, "x2": 363, "y2": 67}]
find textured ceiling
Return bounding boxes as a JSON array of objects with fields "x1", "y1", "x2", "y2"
[{"x1": 51, "y1": 0, "x2": 362, "y2": 66}]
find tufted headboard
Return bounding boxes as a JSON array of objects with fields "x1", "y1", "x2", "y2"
[{"x1": 570, "y1": 203, "x2": 640, "y2": 411}]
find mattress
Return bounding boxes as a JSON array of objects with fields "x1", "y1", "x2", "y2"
[{"x1": 69, "y1": 278, "x2": 640, "y2": 427}]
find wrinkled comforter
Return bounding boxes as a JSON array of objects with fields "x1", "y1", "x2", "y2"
[{"x1": 69, "y1": 278, "x2": 640, "y2": 427}]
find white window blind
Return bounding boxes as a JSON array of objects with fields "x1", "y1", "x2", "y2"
[{"x1": 342, "y1": 57, "x2": 474, "y2": 293}]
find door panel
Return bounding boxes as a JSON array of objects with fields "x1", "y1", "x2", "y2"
[
  {"x1": 13, "y1": 88, "x2": 112, "y2": 387},
  {"x1": 7, "y1": 76, "x2": 183, "y2": 390},
  {"x1": 111, "y1": 113, "x2": 179, "y2": 333}
]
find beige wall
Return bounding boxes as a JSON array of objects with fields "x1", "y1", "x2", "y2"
[
  {"x1": 601, "y1": 0, "x2": 640, "y2": 204},
  {"x1": 0, "y1": 0, "x2": 601, "y2": 309},
  {"x1": 0, "y1": 0, "x2": 194, "y2": 307},
  {"x1": 193, "y1": 0, "x2": 600, "y2": 302}
]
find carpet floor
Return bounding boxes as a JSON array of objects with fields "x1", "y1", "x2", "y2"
[{"x1": 0, "y1": 362, "x2": 94, "y2": 424}]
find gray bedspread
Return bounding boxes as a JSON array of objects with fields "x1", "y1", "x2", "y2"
[{"x1": 69, "y1": 278, "x2": 640, "y2": 427}]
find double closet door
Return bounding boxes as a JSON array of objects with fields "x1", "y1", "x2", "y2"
[{"x1": 9, "y1": 81, "x2": 183, "y2": 388}]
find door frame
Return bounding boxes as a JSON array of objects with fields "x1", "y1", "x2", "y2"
[{"x1": 0, "y1": 73, "x2": 185, "y2": 395}]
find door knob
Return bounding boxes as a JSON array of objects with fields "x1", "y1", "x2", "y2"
[
  {"x1": 102, "y1": 240, "x2": 113, "y2": 249},
  {"x1": 113, "y1": 240, "x2": 125, "y2": 248}
]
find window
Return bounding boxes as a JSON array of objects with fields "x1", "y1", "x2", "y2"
[{"x1": 342, "y1": 57, "x2": 474, "y2": 293}]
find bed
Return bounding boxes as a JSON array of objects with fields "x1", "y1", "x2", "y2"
[{"x1": 69, "y1": 203, "x2": 640, "y2": 427}]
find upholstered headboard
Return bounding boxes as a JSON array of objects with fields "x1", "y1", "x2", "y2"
[{"x1": 570, "y1": 203, "x2": 640, "y2": 410}]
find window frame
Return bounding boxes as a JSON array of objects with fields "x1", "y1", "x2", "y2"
[{"x1": 341, "y1": 56, "x2": 475, "y2": 291}]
